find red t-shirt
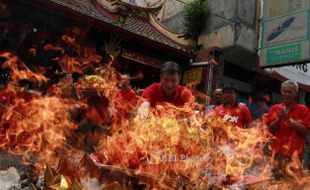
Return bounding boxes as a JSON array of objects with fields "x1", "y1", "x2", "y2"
[
  {"x1": 115, "y1": 88, "x2": 137, "y2": 120},
  {"x1": 117, "y1": 88, "x2": 136, "y2": 102},
  {"x1": 264, "y1": 102, "x2": 310, "y2": 158},
  {"x1": 213, "y1": 103, "x2": 253, "y2": 128},
  {"x1": 142, "y1": 83, "x2": 194, "y2": 107}
]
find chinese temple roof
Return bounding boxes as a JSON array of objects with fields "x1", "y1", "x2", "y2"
[{"x1": 44, "y1": 0, "x2": 192, "y2": 54}]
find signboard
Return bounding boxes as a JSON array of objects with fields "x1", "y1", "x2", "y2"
[
  {"x1": 182, "y1": 68, "x2": 203, "y2": 85},
  {"x1": 121, "y1": 48, "x2": 163, "y2": 68},
  {"x1": 262, "y1": 12, "x2": 307, "y2": 47},
  {"x1": 259, "y1": 0, "x2": 310, "y2": 67},
  {"x1": 264, "y1": 0, "x2": 308, "y2": 19},
  {"x1": 264, "y1": 63, "x2": 310, "y2": 86}
]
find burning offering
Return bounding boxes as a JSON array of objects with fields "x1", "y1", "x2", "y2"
[{"x1": 0, "y1": 2, "x2": 309, "y2": 188}]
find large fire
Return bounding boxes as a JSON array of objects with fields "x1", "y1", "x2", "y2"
[
  {"x1": 93, "y1": 104, "x2": 273, "y2": 189},
  {"x1": 0, "y1": 95, "x2": 77, "y2": 173},
  {"x1": 0, "y1": 30, "x2": 309, "y2": 190},
  {"x1": 0, "y1": 52, "x2": 48, "y2": 84}
]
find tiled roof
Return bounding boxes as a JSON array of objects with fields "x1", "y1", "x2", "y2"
[
  {"x1": 47, "y1": 0, "x2": 189, "y2": 52},
  {"x1": 123, "y1": 17, "x2": 183, "y2": 49},
  {"x1": 48, "y1": 0, "x2": 115, "y2": 23}
]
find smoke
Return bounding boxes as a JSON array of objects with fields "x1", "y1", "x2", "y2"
[
  {"x1": 0, "y1": 167, "x2": 20, "y2": 190},
  {"x1": 81, "y1": 178, "x2": 104, "y2": 190}
]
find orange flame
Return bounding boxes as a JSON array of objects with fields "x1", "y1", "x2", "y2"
[
  {"x1": 51, "y1": 36, "x2": 103, "y2": 74},
  {"x1": 0, "y1": 96, "x2": 77, "y2": 172},
  {"x1": 43, "y1": 43, "x2": 65, "y2": 54},
  {"x1": 94, "y1": 103, "x2": 273, "y2": 188},
  {"x1": 62, "y1": 35, "x2": 80, "y2": 52},
  {"x1": 0, "y1": 52, "x2": 48, "y2": 84},
  {"x1": 1, "y1": 29, "x2": 309, "y2": 189}
]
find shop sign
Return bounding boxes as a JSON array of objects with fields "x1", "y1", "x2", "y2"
[
  {"x1": 182, "y1": 68, "x2": 203, "y2": 84},
  {"x1": 259, "y1": 2, "x2": 310, "y2": 67},
  {"x1": 121, "y1": 49, "x2": 163, "y2": 68},
  {"x1": 266, "y1": 44, "x2": 301, "y2": 64}
]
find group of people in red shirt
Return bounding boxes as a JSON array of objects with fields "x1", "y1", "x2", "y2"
[
  {"x1": 136, "y1": 61, "x2": 254, "y2": 129},
  {"x1": 133, "y1": 61, "x2": 310, "y2": 171}
]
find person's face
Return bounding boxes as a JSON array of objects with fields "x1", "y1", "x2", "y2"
[
  {"x1": 160, "y1": 72, "x2": 179, "y2": 96},
  {"x1": 223, "y1": 90, "x2": 236, "y2": 105},
  {"x1": 281, "y1": 84, "x2": 297, "y2": 104},
  {"x1": 213, "y1": 89, "x2": 223, "y2": 104},
  {"x1": 120, "y1": 79, "x2": 129, "y2": 90}
]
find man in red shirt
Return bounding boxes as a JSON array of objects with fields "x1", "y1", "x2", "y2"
[
  {"x1": 135, "y1": 61, "x2": 194, "y2": 120},
  {"x1": 206, "y1": 88, "x2": 224, "y2": 112},
  {"x1": 213, "y1": 86, "x2": 252, "y2": 128},
  {"x1": 116, "y1": 75, "x2": 136, "y2": 103},
  {"x1": 115, "y1": 75, "x2": 137, "y2": 120},
  {"x1": 265, "y1": 80, "x2": 310, "y2": 159}
]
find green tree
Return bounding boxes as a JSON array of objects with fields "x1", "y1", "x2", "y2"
[{"x1": 183, "y1": 0, "x2": 210, "y2": 42}]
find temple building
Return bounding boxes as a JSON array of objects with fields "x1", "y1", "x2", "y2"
[{"x1": 0, "y1": 0, "x2": 194, "y2": 88}]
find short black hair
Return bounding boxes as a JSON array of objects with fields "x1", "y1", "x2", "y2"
[
  {"x1": 222, "y1": 86, "x2": 236, "y2": 93},
  {"x1": 160, "y1": 61, "x2": 181, "y2": 77}
]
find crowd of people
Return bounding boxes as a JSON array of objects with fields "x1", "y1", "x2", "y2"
[
  {"x1": 114, "y1": 62, "x2": 310, "y2": 170},
  {"x1": 0, "y1": 57, "x2": 310, "y2": 174},
  {"x1": 134, "y1": 61, "x2": 310, "y2": 172}
]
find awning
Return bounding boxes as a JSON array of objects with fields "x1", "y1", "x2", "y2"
[{"x1": 256, "y1": 62, "x2": 310, "y2": 92}]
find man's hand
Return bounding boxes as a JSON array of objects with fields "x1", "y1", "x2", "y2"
[
  {"x1": 269, "y1": 107, "x2": 289, "y2": 133},
  {"x1": 278, "y1": 106, "x2": 290, "y2": 120},
  {"x1": 288, "y1": 117, "x2": 309, "y2": 135},
  {"x1": 134, "y1": 102, "x2": 150, "y2": 122}
]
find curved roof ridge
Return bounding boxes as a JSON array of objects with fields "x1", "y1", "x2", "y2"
[
  {"x1": 149, "y1": 14, "x2": 189, "y2": 46},
  {"x1": 45, "y1": 0, "x2": 192, "y2": 53},
  {"x1": 116, "y1": 0, "x2": 164, "y2": 13}
]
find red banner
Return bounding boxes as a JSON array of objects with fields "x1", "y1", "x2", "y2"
[{"x1": 121, "y1": 48, "x2": 164, "y2": 68}]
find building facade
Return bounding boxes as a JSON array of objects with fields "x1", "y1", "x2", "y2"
[{"x1": 162, "y1": 0, "x2": 310, "y2": 105}]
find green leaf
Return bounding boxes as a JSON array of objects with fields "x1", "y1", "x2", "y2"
[{"x1": 183, "y1": 0, "x2": 210, "y2": 40}]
